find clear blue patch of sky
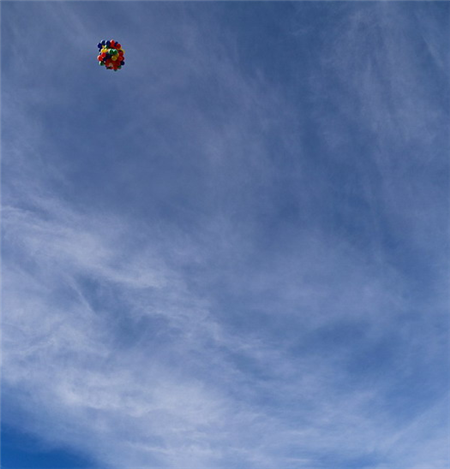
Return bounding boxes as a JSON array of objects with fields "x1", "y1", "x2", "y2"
[{"x1": 1, "y1": 425, "x2": 99, "y2": 469}]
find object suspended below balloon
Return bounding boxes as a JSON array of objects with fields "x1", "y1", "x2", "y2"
[{"x1": 97, "y1": 39, "x2": 125, "y2": 71}]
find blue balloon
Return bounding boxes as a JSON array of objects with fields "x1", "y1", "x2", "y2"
[
  {"x1": 102, "y1": 40, "x2": 106, "y2": 45},
  {"x1": 106, "y1": 40, "x2": 111, "y2": 47},
  {"x1": 121, "y1": 61, "x2": 125, "y2": 65},
  {"x1": 97, "y1": 43, "x2": 102, "y2": 49}
]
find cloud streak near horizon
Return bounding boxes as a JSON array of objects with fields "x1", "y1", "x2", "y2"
[{"x1": 2, "y1": 2, "x2": 449, "y2": 469}]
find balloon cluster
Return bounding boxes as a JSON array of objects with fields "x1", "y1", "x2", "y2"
[{"x1": 97, "y1": 40, "x2": 125, "y2": 71}]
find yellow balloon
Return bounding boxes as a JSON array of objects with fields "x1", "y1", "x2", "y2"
[{"x1": 112, "y1": 55, "x2": 117, "y2": 61}]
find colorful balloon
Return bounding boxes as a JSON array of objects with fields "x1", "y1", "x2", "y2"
[{"x1": 97, "y1": 39, "x2": 125, "y2": 71}]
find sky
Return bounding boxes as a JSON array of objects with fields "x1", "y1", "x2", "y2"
[{"x1": 1, "y1": 2, "x2": 449, "y2": 469}]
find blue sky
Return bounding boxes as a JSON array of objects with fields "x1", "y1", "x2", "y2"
[{"x1": 1, "y1": 2, "x2": 449, "y2": 469}]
